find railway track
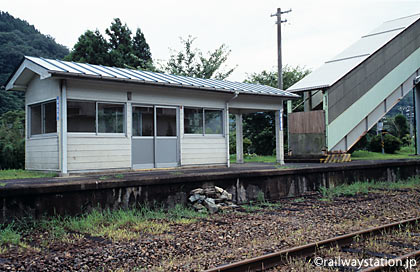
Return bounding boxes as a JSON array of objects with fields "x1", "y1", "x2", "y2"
[{"x1": 204, "y1": 217, "x2": 420, "y2": 272}]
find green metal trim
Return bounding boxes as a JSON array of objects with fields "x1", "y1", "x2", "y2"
[
  {"x1": 328, "y1": 47, "x2": 420, "y2": 150},
  {"x1": 323, "y1": 91, "x2": 328, "y2": 150},
  {"x1": 287, "y1": 100, "x2": 292, "y2": 113}
]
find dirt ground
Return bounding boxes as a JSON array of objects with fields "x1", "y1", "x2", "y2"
[{"x1": 1, "y1": 188, "x2": 419, "y2": 271}]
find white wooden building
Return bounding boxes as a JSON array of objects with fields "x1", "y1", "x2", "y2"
[{"x1": 6, "y1": 56, "x2": 298, "y2": 173}]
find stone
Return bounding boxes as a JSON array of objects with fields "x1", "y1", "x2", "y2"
[
  {"x1": 203, "y1": 187, "x2": 219, "y2": 198},
  {"x1": 203, "y1": 198, "x2": 219, "y2": 214},
  {"x1": 190, "y1": 188, "x2": 204, "y2": 195},
  {"x1": 213, "y1": 198, "x2": 224, "y2": 204},
  {"x1": 215, "y1": 186, "x2": 224, "y2": 194},
  {"x1": 188, "y1": 186, "x2": 237, "y2": 213},
  {"x1": 220, "y1": 191, "x2": 232, "y2": 201},
  {"x1": 188, "y1": 194, "x2": 205, "y2": 203},
  {"x1": 205, "y1": 197, "x2": 215, "y2": 204}
]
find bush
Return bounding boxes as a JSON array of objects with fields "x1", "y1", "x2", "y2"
[
  {"x1": 229, "y1": 131, "x2": 251, "y2": 155},
  {"x1": 401, "y1": 134, "x2": 412, "y2": 146},
  {"x1": 0, "y1": 110, "x2": 25, "y2": 169},
  {"x1": 368, "y1": 133, "x2": 402, "y2": 154},
  {"x1": 349, "y1": 134, "x2": 369, "y2": 153}
]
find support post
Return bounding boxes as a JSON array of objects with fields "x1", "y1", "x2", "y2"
[
  {"x1": 275, "y1": 105, "x2": 284, "y2": 165},
  {"x1": 415, "y1": 82, "x2": 420, "y2": 155},
  {"x1": 322, "y1": 90, "x2": 329, "y2": 152},
  {"x1": 235, "y1": 113, "x2": 244, "y2": 163},
  {"x1": 127, "y1": 101, "x2": 132, "y2": 167},
  {"x1": 60, "y1": 79, "x2": 68, "y2": 175},
  {"x1": 225, "y1": 92, "x2": 238, "y2": 167},
  {"x1": 225, "y1": 104, "x2": 230, "y2": 167},
  {"x1": 287, "y1": 100, "x2": 292, "y2": 156},
  {"x1": 287, "y1": 100, "x2": 292, "y2": 114}
]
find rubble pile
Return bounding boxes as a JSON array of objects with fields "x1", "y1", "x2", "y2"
[{"x1": 189, "y1": 186, "x2": 237, "y2": 213}]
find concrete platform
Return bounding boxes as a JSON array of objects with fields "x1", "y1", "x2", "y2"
[
  {"x1": 1, "y1": 159, "x2": 420, "y2": 222},
  {"x1": 0, "y1": 160, "x2": 387, "y2": 188}
]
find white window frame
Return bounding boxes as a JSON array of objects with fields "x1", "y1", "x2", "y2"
[
  {"x1": 183, "y1": 107, "x2": 224, "y2": 137},
  {"x1": 66, "y1": 99, "x2": 126, "y2": 136},
  {"x1": 67, "y1": 99, "x2": 96, "y2": 135},
  {"x1": 131, "y1": 104, "x2": 154, "y2": 138},
  {"x1": 28, "y1": 100, "x2": 57, "y2": 138},
  {"x1": 97, "y1": 102, "x2": 126, "y2": 135}
]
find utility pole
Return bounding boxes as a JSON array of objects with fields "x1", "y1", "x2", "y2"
[
  {"x1": 271, "y1": 8, "x2": 291, "y2": 90},
  {"x1": 272, "y1": 8, "x2": 291, "y2": 165}
]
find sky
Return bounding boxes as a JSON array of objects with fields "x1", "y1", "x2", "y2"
[{"x1": 2, "y1": 0, "x2": 420, "y2": 81}]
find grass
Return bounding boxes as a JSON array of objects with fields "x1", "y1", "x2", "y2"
[
  {"x1": 0, "y1": 204, "x2": 207, "y2": 250},
  {"x1": 320, "y1": 176, "x2": 420, "y2": 200},
  {"x1": 64, "y1": 204, "x2": 206, "y2": 241},
  {"x1": 0, "y1": 169, "x2": 57, "y2": 180},
  {"x1": 241, "y1": 191, "x2": 282, "y2": 212},
  {"x1": 0, "y1": 223, "x2": 21, "y2": 246},
  {"x1": 351, "y1": 145, "x2": 416, "y2": 160},
  {"x1": 230, "y1": 154, "x2": 276, "y2": 163},
  {"x1": 230, "y1": 145, "x2": 418, "y2": 163}
]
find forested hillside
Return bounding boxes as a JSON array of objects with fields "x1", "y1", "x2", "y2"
[{"x1": 0, "y1": 11, "x2": 68, "y2": 114}]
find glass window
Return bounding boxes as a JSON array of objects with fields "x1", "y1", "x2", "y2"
[
  {"x1": 29, "y1": 101, "x2": 56, "y2": 136},
  {"x1": 30, "y1": 104, "x2": 42, "y2": 135},
  {"x1": 205, "y1": 110, "x2": 223, "y2": 134},
  {"x1": 157, "y1": 108, "x2": 176, "y2": 136},
  {"x1": 67, "y1": 101, "x2": 96, "y2": 132},
  {"x1": 44, "y1": 101, "x2": 57, "y2": 134},
  {"x1": 98, "y1": 103, "x2": 124, "y2": 133},
  {"x1": 184, "y1": 108, "x2": 203, "y2": 134},
  {"x1": 132, "y1": 107, "x2": 154, "y2": 136},
  {"x1": 184, "y1": 107, "x2": 224, "y2": 135}
]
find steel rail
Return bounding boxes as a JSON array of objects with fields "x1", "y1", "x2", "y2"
[{"x1": 203, "y1": 217, "x2": 420, "y2": 272}]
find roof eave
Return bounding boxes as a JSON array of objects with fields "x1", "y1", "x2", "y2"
[
  {"x1": 5, "y1": 58, "x2": 52, "y2": 91},
  {"x1": 50, "y1": 71, "x2": 299, "y2": 99},
  {"x1": 287, "y1": 85, "x2": 330, "y2": 93}
]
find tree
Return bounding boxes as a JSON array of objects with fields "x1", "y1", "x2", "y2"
[
  {"x1": 0, "y1": 87, "x2": 24, "y2": 116},
  {"x1": 64, "y1": 30, "x2": 110, "y2": 65},
  {"x1": 132, "y1": 28, "x2": 153, "y2": 70},
  {"x1": 393, "y1": 114, "x2": 409, "y2": 139},
  {"x1": 243, "y1": 66, "x2": 310, "y2": 155},
  {"x1": 0, "y1": 110, "x2": 25, "y2": 169},
  {"x1": 0, "y1": 11, "x2": 68, "y2": 114},
  {"x1": 245, "y1": 65, "x2": 310, "y2": 90},
  {"x1": 106, "y1": 18, "x2": 133, "y2": 68},
  {"x1": 163, "y1": 36, "x2": 235, "y2": 79},
  {"x1": 66, "y1": 18, "x2": 153, "y2": 70}
]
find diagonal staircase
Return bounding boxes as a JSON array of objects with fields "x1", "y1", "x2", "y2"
[
  {"x1": 329, "y1": 67, "x2": 419, "y2": 152},
  {"x1": 287, "y1": 14, "x2": 420, "y2": 154}
]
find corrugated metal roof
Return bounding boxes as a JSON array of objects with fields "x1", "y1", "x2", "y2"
[
  {"x1": 21, "y1": 56, "x2": 298, "y2": 98},
  {"x1": 287, "y1": 13, "x2": 420, "y2": 92}
]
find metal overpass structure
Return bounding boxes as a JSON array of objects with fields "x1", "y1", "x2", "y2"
[{"x1": 287, "y1": 14, "x2": 420, "y2": 155}]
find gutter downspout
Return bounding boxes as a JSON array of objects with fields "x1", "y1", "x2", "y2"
[
  {"x1": 226, "y1": 92, "x2": 239, "y2": 167},
  {"x1": 60, "y1": 79, "x2": 68, "y2": 175}
]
